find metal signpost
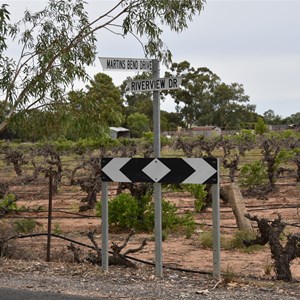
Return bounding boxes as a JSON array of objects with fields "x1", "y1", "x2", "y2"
[
  {"x1": 99, "y1": 57, "x2": 221, "y2": 279},
  {"x1": 101, "y1": 157, "x2": 220, "y2": 278}
]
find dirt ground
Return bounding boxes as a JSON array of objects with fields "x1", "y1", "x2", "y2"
[{"x1": 4, "y1": 179, "x2": 299, "y2": 282}]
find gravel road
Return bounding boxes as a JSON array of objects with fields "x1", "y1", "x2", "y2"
[{"x1": 0, "y1": 258, "x2": 299, "y2": 300}]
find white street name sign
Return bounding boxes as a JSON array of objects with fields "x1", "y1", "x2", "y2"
[
  {"x1": 99, "y1": 57, "x2": 153, "y2": 71},
  {"x1": 126, "y1": 77, "x2": 182, "y2": 92}
]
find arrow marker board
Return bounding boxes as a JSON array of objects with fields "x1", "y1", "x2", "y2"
[{"x1": 101, "y1": 157, "x2": 218, "y2": 184}]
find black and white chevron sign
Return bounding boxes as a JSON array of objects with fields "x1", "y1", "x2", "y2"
[{"x1": 101, "y1": 157, "x2": 218, "y2": 184}]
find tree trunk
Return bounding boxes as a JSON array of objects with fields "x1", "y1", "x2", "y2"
[
  {"x1": 273, "y1": 253, "x2": 292, "y2": 281},
  {"x1": 224, "y1": 183, "x2": 253, "y2": 232},
  {"x1": 244, "y1": 214, "x2": 300, "y2": 282}
]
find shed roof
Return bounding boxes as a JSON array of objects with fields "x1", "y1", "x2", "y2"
[
  {"x1": 191, "y1": 126, "x2": 219, "y2": 131},
  {"x1": 110, "y1": 127, "x2": 130, "y2": 132}
]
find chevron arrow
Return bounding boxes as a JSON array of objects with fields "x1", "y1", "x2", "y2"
[
  {"x1": 101, "y1": 157, "x2": 218, "y2": 184},
  {"x1": 182, "y1": 158, "x2": 218, "y2": 184},
  {"x1": 101, "y1": 157, "x2": 132, "y2": 182}
]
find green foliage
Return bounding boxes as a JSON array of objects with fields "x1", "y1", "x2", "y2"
[
  {"x1": 234, "y1": 129, "x2": 256, "y2": 146},
  {"x1": 259, "y1": 131, "x2": 295, "y2": 188},
  {"x1": 223, "y1": 230, "x2": 263, "y2": 252},
  {"x1": 143, "y1": 198, "x2": 179, "y2": 231},
  {"x1": 199, "y1": 231, "x2": 214, "y2": 249},
  {"x1": 1, "y1": 1, "x2": 205, "y2": 134},
  {"x1": 255, "y1": 117, "x2": 268, "y2": 135},
  {"x1": 199, "y1": 230, "x2": 262, "y2": 253},
  {"x1": 180, "y1": 211, "x2": 196, "y2": 239},
  {"x1": 142, "y1": 132, "x2": 154, "y2": 143},
  {"x1": 127, "y1": 113, "x2": 150, "y2": 138},
  {"x1": 0, "y1": 0, "x2": 97, "y2": 134},
  {"x1": 14, "y1": 219, "x2": 37, "y2": 233},
  {"x1": 123, "y1": 1, "x2": 204, "y2": 63},
  {"x1": 98, "y1": 194, "x2": 140, "y2": 230},
  {"x1": 185, "y1": 184, "x2": 208, "y2": 212},
  {"x1": 164, "y1": 61, "x2": 256, "y2": 129},
  {"x1": 64, "y1": 73, "x2": 124, "y2": 140},
  {"x1": 263, "y1": 109, "x2": 283, "y2": 125},
  {"x1": 0, "y1": 193, "x2": 18, "y2": 214},
  {"x1": 239, "y1": 161, "x2": 268, "y2": 189},
  {"x1": 35, "y1": 137, "x2": 119, "y2": 153},
  {"x1": 8, "y1": 73, "x2": 125, "y2": 141},
  {"x1": 52, "y1": 222, "x2": 62, "y2": 235},
  {"x1": 96, "y1": 193, "x2": 194, "y2": 233}
]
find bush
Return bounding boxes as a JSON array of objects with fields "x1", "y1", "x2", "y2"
[
  {"x1": 96, "y1": 193, "x2": 140, "y2": 230},
  {"x1": 223, "y1": 230, "x2": 263, "y2": 252},
  {"x1": 14, "y1": 219, "x2": 37, "y2": 233},
  {"x1": 199, "y1": 231, "x2": 214, "y2": 249},
  {"x1": 185, "y1": 184, "x2": 208, "y2": 212},
  {"x1": 96, "y1": 193, "x2": 194, "y2": 233},
  {"x1": 143, "y1": 198, "x2": 180, "y2": 232},
  {"x1": 239, "y1": 161, "x2": 268, "y2": 190},
  {"x1": 179, "y1": 211, "x2": 196, "y2": 239},
  {"x1": 0, "y1": 194, "x2": 18, "y2": 215}
]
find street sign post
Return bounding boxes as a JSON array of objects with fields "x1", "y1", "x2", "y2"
[
  {"x1": 99, "y1": 56, "x2": 221, "y2": 279},
  {"x1": 126, "y1": 77, "x2": 182, "y2": 92},
  {"x1": 101, "y1": 157, "x2": 221, "y2": 278},
  {"x1": 99, "y1": 57, "x2": 153, "y2": 71}
]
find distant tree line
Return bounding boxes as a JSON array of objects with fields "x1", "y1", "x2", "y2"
[{"x1": 1, "y1": 62, "x2": 300, "y2": 141}]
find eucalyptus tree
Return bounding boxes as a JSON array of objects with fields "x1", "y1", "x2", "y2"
[
  {"x1": 127, "y1": 112, "x2": 150, "y2": 138},
  {"x1": 0, "y1": 0, "x2": 205, "y2": 134},
  {"x1": 211, "y1": 82, "x2": 256, "y2": 129},
  {"x1": 65, "y1": 73, "x2": 124, "y2": 139},
  {"x1": 165, "y1": 61, "x2": 220, "y2": 128},
  {"x1": 165, "y1": 61, "x2": 255, "y2": 129},
  {"x1": 263, "y1": 109, "x2": 283, "y2": 125}
]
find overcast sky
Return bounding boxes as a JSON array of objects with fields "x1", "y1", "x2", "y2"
[{"x1": 2, "y1": 0, "x2": 300, "y2": 118}]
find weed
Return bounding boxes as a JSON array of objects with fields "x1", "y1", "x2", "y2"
[
  {"x1": 224, "y1": 230, "x2": 263, "y2": 253},
  {"x1": 199, "y1": 231, "x2": 213, "y2": 249},
  {"x1": 263, "y1": 259, "x2": 274, "y2": 276},
  {"x1": 162, "y1": 230, "x2": 169, "y2": 241},
  {"x1": 14, "y1": 219, "x2": 37, "y2": 233},
  {"x1": 52, "y1": 222, "x2": 62, "y2": 235},
  {"x1": 0, "y1": 194, "x2": 18, "y2": 214},
  {"x1": 223, "y1": 264, "x2": 236, "y2": 284}
]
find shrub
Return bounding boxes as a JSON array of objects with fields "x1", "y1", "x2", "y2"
[
  {"x1": 199, "y1": 231, "x2": 214, "y2": 249},
  {"x1": 185, "y1": 184, "x2": 208, "y2": 212},
  {"x1": 96, "y1": 193, "x2": 140, "y2": 230},
  {"x1": 0, "y1": 194, "x2": 18, "y2": 215},
  {"x1": 179, "y1": 211, "x2": 196, "y2": 239},
  {"x1": 14, "y1": 219, "x2": 37, "y2": 233},
  {"x1": 96, "y1": 193, "x2": 193, "y2": 233},
  {"x1": 255, "y1": 117, "x2": 268, "y2": 135},
  {"x1": 224, "y1": 230, "x2": 263, "y2": 252},
  {"x1": 143, "y1": 198, "x2": 180, "y2": 232},
  {"x1": 239, "y1": 161, "x2": 268, "y2": 190},
  {"x1": 52, "y1": 222, "x2": 63, "y2": 235}
]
